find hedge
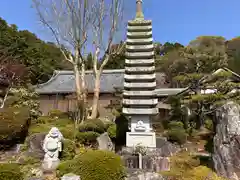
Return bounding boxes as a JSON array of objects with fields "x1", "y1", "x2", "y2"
[
  {"x1": 58, "y1": 150, "x2": 126, "y2": 180},
  {"x1": 0, "y1": 163, "x2": 24, "y2": 180},
  {"x1": 0, "y1": 107, "x2": 30, "y2": 150}
]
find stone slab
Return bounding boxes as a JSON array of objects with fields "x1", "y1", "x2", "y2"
[{"x1": 126, "y1": 132, "x2": 156, "y2": 148}]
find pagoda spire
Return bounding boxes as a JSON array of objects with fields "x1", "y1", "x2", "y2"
[{"x1": 135, "y1": 0, "x2": 144, "y2": 20}]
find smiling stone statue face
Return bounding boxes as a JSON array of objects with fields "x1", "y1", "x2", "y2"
[{"x1": 49, "y1": 127, "x2": 62, "y2": 138}]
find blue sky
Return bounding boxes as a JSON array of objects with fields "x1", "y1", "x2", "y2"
[{"x1": 0, "y1": 0, "x2": 239, "y2": 45}]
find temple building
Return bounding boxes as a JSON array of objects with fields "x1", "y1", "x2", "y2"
[{"x1": 35, "y1": 69, "x2": 185, "y2": 120}]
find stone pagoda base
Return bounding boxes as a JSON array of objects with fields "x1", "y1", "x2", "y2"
[{"x1": 126, "y1": 132, "x2": 156, "y2": 148}]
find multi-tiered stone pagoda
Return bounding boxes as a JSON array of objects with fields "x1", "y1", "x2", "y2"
[{"x1": 122, "y1": 0, "x2": 158, "y2": 148}]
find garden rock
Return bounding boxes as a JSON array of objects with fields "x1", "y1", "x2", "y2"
[
  {"x1": 126, "y1": 169, "x2": 165, "y2": 180},
  {"x1": 28, "y1": 178, "x2": 44, "y2": 180},
  {"x1": 97, "y1": 132, "x2": 114, "y2": 151},
  {"x1": 61, "y1": 173, "x2": 81, "y2": 180},
  {"x1": 27, "y1": 133, "x2": 46, "y2": 159},
  {"x1": 213, "y1": 101, "x2": 240, "y2": 180}
]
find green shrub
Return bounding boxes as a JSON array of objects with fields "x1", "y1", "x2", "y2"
[
  {"x1": 8, "y1": 87, "x2": 41, "y2": 120},
  {"x1": 167, "y1": 129, "x2": 187, "y2": 145},
  {"x1": 107, "y1": 124, "x2": 116, "y2": 139},
  {"x1": 61, "y1": 139, "x2": 76, "y2": 160},
  {"x1": 59, "y1": 127, "x2": 74, "y2": 140},
  {"x1": 0, "y1": 163, "x2": 24, "y2": 180},
  {"x1": 20, "y1": 156, "x2": 40, "y2": 165},
  {"x1": 0, "y1": 107, "x2": 30, "y2": 149},
  {"x1": 104, "y1": 121, "x2": 115, "y2": 130},
  {"x1": 79, "y1": 120, "x2": 105, "y2": 134},
  {"x1": 76, "y1": 131, "x2": 100, "y2": 145},
  {"x1": 28, "y1": 123, "x2": 50, "y2": 135},
  {"x1": 166, "y1": 121, "x2": 187, "y2": 145},
  {"x1": 87, "y1": 119, "x2": 105, "y2": 130},
  {"x1": 168, "y1": 121, "x2": 184, "y2": 130},
  {"x1": 49, "y1": 109, "x2": 68, "y2": 119},
  {"x1": 57, "y1": 150, "x2": 126, "y2": 180},
  {"x1": 34, "y1": 116, "x2": 49, "y2": 124},
  {"x1": 205, "y1": 119, "x2": 213, "y2": 131}
]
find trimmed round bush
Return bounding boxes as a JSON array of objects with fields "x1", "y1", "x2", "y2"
[
  {"x1": 205, "y1": 119, "x2": 213, "y2": 131},
  {"x1": 59, "y1": 127, "x2": 74, "y2": 140},
  {"x1": 104, "y1": 121, "x2": 115, "y2": 131},
  {"x1": 168, "y1": 121, "x2": 184, "y2": 130},
  {"x1": 35, "y1": 116, "x2": 52, "y2": 124},
  {"x1": 166, "y1": 121, "x2": 187, "y2": 145},
  {"x1": 0, "y1": 163, "x2": 24, "y2": 180},
  {"x1": 167, "y1": 129, "x2": 187, "y2": 145},
  {"x1": 60, "y1": 139, "x2": 76, "y2": 160},
  {"x1": 79, "y1": 119, "x2": 105, "y2": 134},
  {"x1": 58, "y1": 150, "x2": 126, "y2": 180},
  {"x1": 183, "y1": 166, "x2": 225, "y2": 180},
  {"x1": 76, "y1": 131, "x2": 100, "y2": 145},
  {"x1": 48, "y1": 109, "x2": 68, "y2": 119},
  {"x1": 0, "y1": 107, "x2": 30, "y2": 150},
  {"x1": 107, "y1": 124, "x2": 116, "y2": 139}
]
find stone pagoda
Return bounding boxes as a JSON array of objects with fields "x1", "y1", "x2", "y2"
[{"x1": 122, "y1": 0, "x2": 158, "y2": 148}]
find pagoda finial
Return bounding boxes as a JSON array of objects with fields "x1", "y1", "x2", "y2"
[{"x1": 135, "y1": 0, "x2": 144, "y2": 20}]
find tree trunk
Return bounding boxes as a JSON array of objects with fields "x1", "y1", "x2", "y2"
[
  {"x1": 73, "y1": 63, "x2": 83, "y2": 124},
  {"x1": 90, "y1": 72, "x2": 101, "y2": 119},
  {"x1": 81, "y1": 63, "x2": 87, "y2": 122},
  {"x1": 196, "y1": 112, "x2": 204, "y2": 130}
]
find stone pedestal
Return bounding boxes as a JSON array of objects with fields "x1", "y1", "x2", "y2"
[
  {"x1": 126, "y1": 132, "x2": 156, "y2": 148},
  {"x1": 42, "y1": 159, "x2": 60, "y2": 173}
]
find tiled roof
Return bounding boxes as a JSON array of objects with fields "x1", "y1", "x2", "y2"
[{"x1": 35, "y1": 69, "x2": 184, "y2": 95}]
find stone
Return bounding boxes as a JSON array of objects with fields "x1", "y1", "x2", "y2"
[
  {"x1": 122, "y1": 138, "x2": 180, "y2": 157},
  {"x1": 126, "y1": 169, "x2": 165, "y2": 180},
  {"x1": 28, "y1": 178, "x2": 44, "y2": 180},
  {"x1": 212, "y1": 102, "x2": 240, "y2": 180},
  {"x1": 122, "y1": 1, "x2": 158, "y2": 149},
  {"x1": 126, "y1": 132, "x2": 156, "y2": 148},
  {"x1": 61, "y1": 173, "x2": 81, "y2": 180},
  {"x1": 97, "y1": 132, "x2": 114, "y2": 151},
  {"x1": 42, "y1": 127, "x2": 63, "y2": 172},
  {"x1": 27, "y1": 133, "x2": 46, "y2": 159},
  {"x1": 42, "y1": 159, "x2": 60, "y2": 172},
  {"x1": 122, "y1": 155, "x2": 170, "y2": 172}
]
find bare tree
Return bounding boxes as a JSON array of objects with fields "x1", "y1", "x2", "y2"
[
  {"x1": 33, "y1": 0, "x2": 126, "y2": 122},
  {"x1": 32, "y1": 0, "x2": 96, "y2": 125},
  {"x1": 89, "y1": 0, "x2": 126, "y2": 119}
]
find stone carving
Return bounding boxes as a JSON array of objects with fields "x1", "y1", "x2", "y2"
[
  {"x1": 213, "y1": 102, "x2": 240, "y2": 180},
  {"x1": 134, "y1": 121, "x2": 146, "y2": 132},
  {"x1": 42, "y1": 127, "x2": 63, "y2": 170}
]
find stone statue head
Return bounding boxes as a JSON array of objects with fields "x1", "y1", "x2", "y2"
[{"x1": 48, "y1": 127, "x2": 62, "y2": 139}]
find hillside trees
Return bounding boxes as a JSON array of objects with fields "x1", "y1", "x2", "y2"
[
  {"x1": 0, "y1": 17, "x2": 69, "y2": 84},
  {"x1": 163, "y1": 36, "x2": 234, "y2": 130},
  {"x1": 226, "y1": 37, "x2": 240, "y2": 74}
]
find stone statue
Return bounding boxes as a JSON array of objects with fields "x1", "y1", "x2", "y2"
[
  {"x1": 134, "y1": 121, "x2": 146, "y2": 132},
  {"x1": 42, "y1": 127, "x2": 63, "y2": 170}
]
